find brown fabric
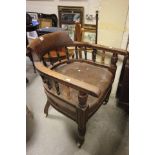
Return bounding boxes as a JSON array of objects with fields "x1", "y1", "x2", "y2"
[
  {"x1": 45, "y1": 62, "x2": 113, "y2": 114},
  {"x1": 27, "y1": 32, "x2": 74, "y2": 59}
]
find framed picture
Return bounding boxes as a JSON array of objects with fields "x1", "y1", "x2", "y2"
[
  {"x1": 58, "y1": 6, "x2": 84, "y2": 27},
  {"x1": 62, "y1": 24, "x2": 75, "y2": 40},
  {"x1": 82, "y1": 24, "x2": 96, "y2": 44},
  {"x1": 27, "y1": 12, "x2": 38, "y2": 20},
  {"x1": 61, "y1": 12, "x2": 80, "y2": 23},
  {"x1": 38, "y1": 13, "x2": 58, "y2": 29},
  {"x1": 39, "y1": 18, "x2": 52, "y2": 29}
]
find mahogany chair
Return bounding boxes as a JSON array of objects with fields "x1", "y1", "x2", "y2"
[{"x1": 27, "y1": 32, "x2": 128, "y2": 147}]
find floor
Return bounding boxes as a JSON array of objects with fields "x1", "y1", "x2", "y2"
[{"x1": 26, "y1": 56, "x2": 128, "y2": 155}]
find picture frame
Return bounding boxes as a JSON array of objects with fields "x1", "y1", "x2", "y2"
[
  {"x1": 27, "y1": 12, "x2": 39, "y2": 20},
  {"x1": 61, "y1": 12, "x2": 81, "y2": 24},
  {"x1": 58, "y1": 6, "x2": 84, "y2": 27},
  {"x1": 82, "y1": 24, "x2": 96, "y2": 44},
  {"x1": 38, "y1": 18, "x2": 52, "y2": 29},
  {"x1": 61, "y1": 24, "x2": 75, "y2": 40}
]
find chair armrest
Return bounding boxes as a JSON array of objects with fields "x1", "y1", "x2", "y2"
[
  {"x1": 73, "y1": 41, "x2": 128, "y2": 56},
  {"x1": 35, "y1": 62, "x2": 101, "y2": 97}
]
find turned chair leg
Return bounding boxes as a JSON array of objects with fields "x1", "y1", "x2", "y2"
[
  {"x1": 44, "y1": 101, "x2": 51, "y2": 117},
  {"x1": 77, "y1": 125, "x2": 86, "y2": 148},
  {"x1": 77, "y1": 91, "x2": 88, "y2": 148}
]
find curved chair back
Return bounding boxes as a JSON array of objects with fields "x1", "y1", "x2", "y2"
[{"x1": 27, "y1": 32, "x2": 73, "y2": 61}]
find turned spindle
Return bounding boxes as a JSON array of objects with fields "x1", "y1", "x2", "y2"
[
  {"x1": 78, "y1": 91, "x2": 88, "y2": 108},
  {"x1": 47, "y1": 80, "x2": 53, "y2": 89},
  {"x1": 101, "y1": 50, "x2": 105, "y2": 63},
  {"x1": 42, "y1": 58, "x2": 47, "y2": 66},
  {"x1": 56, "y1": 49, "x2": 61, "y2": 62},
  {"x1": 54, "y1": 81, "x2": 60, "y2": 95},
  {"x1": 95, "y1": 10, "x2": 98, "y2": 44},
  {"x1": 65, "y1": 46, "x2": 70, "y2": 63},
  {"x1": 77, "y1": 91, "x2": 88, "y2": 147},
  {"x1": 111, "y1": 53, "x2": 118, "y2": 74},
  {"x1": 75, "y1": 46, "x2": 78, "y2": 59},
  {"x1": 111, "y1": 53, "x2": 118, "y2": 67},
  {"x1": 48, "y1": 51, "x2": 53, "y2": 65},
  {"x1": 84, "y1": 46, "x2": 87, "y2": 60},
  {"x1": 92, "y1": 48, "x2": 97, "y2": 62}
]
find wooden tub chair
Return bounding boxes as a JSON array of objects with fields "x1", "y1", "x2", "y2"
[{"x1": 27, "y1": 32, "x2": 128, "y2": 147}]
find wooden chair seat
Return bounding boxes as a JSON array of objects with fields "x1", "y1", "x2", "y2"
[{"x1": 54, "y1": 62, "x2": 113, "y2": 109}]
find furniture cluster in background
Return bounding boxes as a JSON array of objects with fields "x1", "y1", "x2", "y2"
[
  {"x1": 26, "y1": 12, "x2": 58, "y2": 38},
  {"x1": 26, "y1": 6, "x2": 98, "y2": 43},
  {"x1": 27, "y1": 12, "x2": 58, "y2": 28}
]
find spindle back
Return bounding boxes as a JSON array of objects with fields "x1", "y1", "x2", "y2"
[{"x1": 28, "y1": 31, "x2": 128, "y2": 77}]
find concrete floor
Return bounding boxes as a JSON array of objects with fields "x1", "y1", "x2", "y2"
[{"x1": 26, "y1": 58, "x2": 128, "y2": 155}]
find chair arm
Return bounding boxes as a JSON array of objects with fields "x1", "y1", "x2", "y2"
[
  {"x1": 34, "y1": 62, "x2": 101, "y2": 97},
  {"x1": 73, "y1": 41, "x2": 128, "y2": 56}
]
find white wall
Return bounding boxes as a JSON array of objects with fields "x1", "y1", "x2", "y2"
[{"x1": 26, "y1": 0, "x2": 128, "y2": 48}]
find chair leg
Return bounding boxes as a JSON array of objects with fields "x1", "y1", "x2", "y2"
[
  {"x1": 77, "y1": 125, "x2": 86, "y2": 148},
  {"x1": 32, "y1": 59, "x2": 36, "y2": 73},
  {"x1": 26, "y1": 78, "x2": 29, "y2": 83},
  {"x1": 103, "y1": 88, "x2": 112, "y2": 105},
  {"x1": 76, "y1": 91, "x2": 88, "y2": 148},
  {"x1": 28, "y1": 52, "x2": 36, "y2": 73},
  {"x1": 44, "y1": 101, "x2": 51, "y2": 117}
]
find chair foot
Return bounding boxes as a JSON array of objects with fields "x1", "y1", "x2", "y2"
[
  {"x1": 103, "y1": 98, "x2": 109, "y2": 105},
  {"x1": 77, "y1": 136, "x2": 84, "y2": 148},
  {"x1": 77, "y1": 141, "x2": 83, "y2": 148},
  {"x1": 44, "y1": 101, "x2": 51, "y2": 117}
]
